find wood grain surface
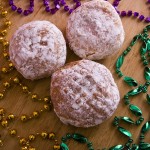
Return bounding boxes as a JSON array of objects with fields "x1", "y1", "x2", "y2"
[{"x1": 0, "y1": 0, "x2": 150, "y2": 150}]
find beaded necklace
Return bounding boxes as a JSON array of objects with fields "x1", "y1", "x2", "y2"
[{"x1": 112, "y1": 0, "x2": 150, "y2": 23}]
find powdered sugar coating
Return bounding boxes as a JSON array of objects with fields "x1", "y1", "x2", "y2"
[
  {"x1": 9, "y1": 21, "x2": 66, "y2": 80},
  {"x1": 66, "y1": 0, "x2": 125, "y2": 60},
  {"x1": 51, "y1": 60, "x2": 120, "y2": 128}
]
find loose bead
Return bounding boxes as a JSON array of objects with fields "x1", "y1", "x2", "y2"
[
  {"x1": 1, "y1": 120, "x2": 8, "y2": 127},
  {"x1": 3, "y1": 82, "x2": 10, "y2": 88},
  {"x1": 29, "y1": 134, "x2": 36, "y2": 141},
  {"x1": 22, "y1": 86, "x2": 28, "y2": 93},
  {"x1": 5, "y1": 21, "x2": 12, "y2": 27},
  {"x1": 33, "y1": 111, "x2": 39, "y2": 118},
  {"x1": 49, "y1": 132, "x2": 55, "y2": 140},
  {"x1": 19, "y1": 138, "x2": 27, "y2": 145},
  {"x1": 1, "y1": 11, "x2": 8, "y2": 17},
  {"x1": 53, "y1": 144, "x2": 60, "y2": 150},
  {"x1": 31, "y1": 94, "x2": 38, "y2": 100},
  {"x1": 21, "y1": 115, "x2": 28, "y2": 122},
  {"x1": 13, "y1": 77, "x2": 20, "y2": 83},
  {"x1": 7, "y1": 114, "x2": 15, "y2": 120}
]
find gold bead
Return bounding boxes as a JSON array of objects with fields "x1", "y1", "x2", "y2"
[
  {"x1": 31, "y1": 94, "x2": 38, "y2": 100},
  {"x1": 9, "y1": 63, "x2": 14, "y2": 68},
  {"x1": 29, "y1": 134, "x2": 35, "y2": 141},
  {"x1": 41, "y1": 132, "x2": 48, "y2": 139},
  {"x1": 1, "y1": 11, "x2": 8, "y2": 17},
  {"x1": 43, "y1": 97, "x2": 50, "y2": 103},
  {"x1": 0, "y1": 37, "x2": 4, "y2": 43},
  {"x1": 53, "y1": 144, "x2": 60, "y2": 150},
  {"x1": 19, "y1": 138, "x2": 27, "y2": 145},
  {"x1": 5, "y1": 21, "x2": 12, "y2": 27},
  {"x1": 3, "y1": 52, "x2": 9, "y2": 59},
  {"x1": 2, "y1": 41, "x2": 9, "y2": 47},
  {"x1": 0, "y1": 108, "x2": 5, "y2": 115},
  {"x1": 1, "y1": 67, "x2": 7, "y2": 73},
  {"x1": 21, "y1": 115, "x2": 28, "y2": 122},
  {"x1": 1, "y1": 30, "x2": 7, "y2": 36},
  {"x1": 13, "y1": 77, "x2": 20, "y2": 83},
  {"x1": 1, "y1": 120, "x2": 8, "y2": 127},
  {"x1": 22, "y1": 86, "x2": 28, "y2": 93},
  {"x1": 9, "y1": 129, "x2": 17, "y2": 136},
  {"x1": 21, "y1": 147, "x2": 28, "y2": 150},
  {"x1": 0, "y1": 140, "x2": 3, "y2": 146},
  {"x1": 7, "y1": 114, "x2": 15, "y2": 120},
  {"x1": 3, "y1": 82, "x2": 10, "y2": 88},
  {"x1": 33, "y1": 111, "x2": 39, "y2": 118},
  {"x1": 44, "y1": 104, "x2": 50, "y2": 111},
  {"x1": 0, "y1": 93, "x2": 4, "y2": 99},
  {"x1": 49, "y1": 132, "x2": 55, "y2": 140}
]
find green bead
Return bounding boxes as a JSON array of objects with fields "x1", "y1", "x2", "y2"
[
  {"x1": 139, "y1": 116, "x2": 144, "y2": 121},
  {"x1": 146, "y1": 25, "x2": 150, "y2": 29},
  {"x1": 118, "y1": 72, "x2": 123, "y2": 77},
  {"x1": 146, "y1": 94, "x2": 150, "y2": 104},
  {"x1": 61, "y1": 137, "x2": 67, "y2": 142},
  {"x1": 143, "y1": 28, "x2": 148, "y2": 33},
  {"x1": 140, "y1": 47, "x2": 147, "y2": 55},
  {"x1": 117, "y1": 126, "x2": 132, "y2": 137},
  {"x1": 129, "y1": 104, "x2": 142, "y2": 116},
  {"x1": 141, "y1": 121, "x2": 150, "y2": 133},
  {"x1": 121, "y1": 117, "x2": 134, "y2": 124},
  {"x1": 123, "y1": 50, "x2": 128, "y2": 56},
  {"x1": 109, "y1": 144, "x2": 124, "y2": 150},
  {"x1": 87, "y1": 142, "x2": 93, "y2": 147},
  {"x1": 141, "y1": 55, "x2": 146, "y2": 61},
  {"x1": 124, "y1": 95, "x2": 129, "y2": 99},
  {"x1": 126, "y1": 47, "x2": 131, "y2": 52},
  {"x1": 144, "y1": 67, "x2": 150, "y2": 80},
  {"x1": 140, "y1": 134, "x2": 145, "y2": 140},
  {"x1": 72, "y1": 133, "x2": 88, "y2": 143},
  {"x1": 141, "y1": 85, "x2": 147, "y2": 93},
  {"x1": 128, "y1": 138, "x2": 133, "y2": 143},
  {"x1": 124, "y1": 99, "x2": 130, "y2": 105},
  {"x1": 135, "y1": 120, "x2": 141, "y2": 125},
  {"x1": 60, "y1": 142, "x2": 69, "y2": 150},
  {"x1": 116, "y1": 69, "x2": 120, "y2": 73},
  {"x1": 116, "y1": 55, "x2": 124, "y2": 69},
  {"x1": 145, "y1": 81, "x2": 150, "y2": 86},
  {"x1": 131, "y1": 144, "x2": 139, "y2": 150},
  {"x1": 113, "y1": 121, "x2": 119, "y2": 126},
  {"x1": 66, "y1": 134, "x2": 72, "y2": 139},
  {"x1": 139, "y1": 142, "x2": 150, "y2": 149},
  {"x1": 128, "y1": 86, "x2": 142, "y2": 96},
  {"x1": 148, "y1": 52, "x2": 150, "y2": 56},
  {"x1": 123, "y1": 76, "x2": 138, "y2": 87},
  {"x1": 143, "y1": 60, "x2": 148, "y2": 66},
  {"x1": 114, "y1": 116, "x2": 119, "y2": 121}
]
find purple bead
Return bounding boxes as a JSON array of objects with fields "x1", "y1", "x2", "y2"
[
  {"x1": 69, "y1": 9, "x2": 74, "y2": 14},
  {"x1": 55, "y1": 4, "x2": 60, "y2": 10},
  {"x1": 148, "y1": 0, "x2": 150, "y2": 3},
  {"x1": 139, "y1": 15, "x2": 145, "y2": 21},
  {"x1": 73, "y1": 0, "x2": 78, "y2": 2},
  {"x1": 51, "y1": 8, "x2": 57, "y2": 14},
  {"x1": 60, "y1": 0, "x2": 66, "y2": 6},
  {"x1": 45, "y1": 6, "x2": 51, "y2": 12},
  {"x1": 76, "y1": 2, "x2": 81, "y2": 8},
  {"x1": 43, "y1": 0, "x2": 49, "y2": 6},
  {"x1": 117, "y1": 10, "x2": 120, "y2": 15},
  {"x1": 145, "y1": 17, "x2": 150, "y2": 23},
  {"x1": 11, "y1": 5, "x2": 17, "y2": 11},
  {"x1": 134, "y1": 12, "x2": 139, "y2": 17},
  {"x1": 127, "y1": 10, "x2": 132, "y2": 16},
  {"x1": 113, "y1": 1, "x2": 119, "y2": 7},
  {"x1": 29, "y1": 7, "x2": 34, "y2": 13},
  {"x1": 64, "y1": 6, "x2": 69, "y2": 11},
  {"x1": 17, "y1": 8, "x2": 23, "y2": 14},
  {"x1": 24, "y1": 10, "x2": 29, "y2": 16},
  {"x1": 121, "y1": 11, "x2": 126, "y2": 17},
  {"x1": 9, "y1": 0, "x2": 13, "y2": 6}
]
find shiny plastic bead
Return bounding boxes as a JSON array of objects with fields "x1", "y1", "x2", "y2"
[
  {"x1": 0, "y1": 93, "x2": 4, "y2": 99},
  {"x1": 116, "y1": 55, "x2": 124, "y2": 69},
  {"x1": 41, "y1": 132, "x2": 48, "y2": 139},
  {"x1": 9, "y1": 129, "x2": 17, "y2": 136},
  {"x1": 54, "y1": 144, "x2": 61, "y2": 150},
  {"x1": 121, "y1": 117, "x2": 134, "y2": 124},
  {"x1": 19, "y1": 138, "x2": 27, "y2": 145},
  {"x1": 5, "y1": 21, "x2": 12, "y2": 27},
  {"x1": 9, "y1": 63, "x2": 14, "y2": 68},
  {"x1": 21, "y1": 115, "x2": 28, "y2": 122},
  {"x1": 141, "y1": 121, "x2": 150, "y2": 133},
  {"x1": 124, "y1": 76, "x2": 138, "y2": 86},
  {"x1": 144, "y1": 67, "x2": 150, "y2": 80},
  {"x1": 118, "y1": 126, "x2": 132, "y2": 137},
  {"x1": 7, "y1": 114, "x2": 15, "y2": 120},
  {"x1": 49, "y1": 132, "x2": 55, "y2": 139},
  {"x1": 31, "y1": 94, "x2": 38, "y2": 100},
  {"x1": 1, "y1": 67, "x2": 7, "y2": 73},
  {"x1": 3, "y1": 82, "x2": 10, "y2": 88},
  {"x1": 72, "y1": 133, "x2": 88, "y2": 143},
  {"x1": 29, "y1": 134, "x2": 36, "y2": 141},
  {"x1": 109, "y1": 145, "x2": 124, "y2": 150},
  {"x1": 13, "y1": 77, "x2": 20, "y2": 83},
  {"x1": 1, "y1": 11, "x2": 8, "y2": 17},
  {"x1": 1, "y1": 30, "x2": 7, "y2": 36},
  {"x1": 0, "y1": 108, "x2": 5, "y2": 115},
  {"x1": 22, "y1": 86, "x2": 28, "y2": 93},
  {"x1": 1, "y1": 120, "x2": 8, "y2": 127},
  {"x1": 129, "y1": 104, "x2": 142, "y2": 116},
  {"x1": 33, "y1": 111, "x2": 39, "y2": 118}
]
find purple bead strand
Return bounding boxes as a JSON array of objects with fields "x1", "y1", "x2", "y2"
[
  {"x1": 9, "y1": 0, "x2": 34, "y2": 16},
  {"x1": 112, "y1": 0, "x2": 150, "y2": 23}
]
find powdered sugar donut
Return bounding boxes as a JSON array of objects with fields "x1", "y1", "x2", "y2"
[
  {"x1": 9, "y1": 21, "x2": 66, "y2": 80},
  {"x1": 51, "y1": 60, "x2": 120, "y2": 128},
  {"x1": 66, "y1": 0, "x2": 125, "y2": 60}
]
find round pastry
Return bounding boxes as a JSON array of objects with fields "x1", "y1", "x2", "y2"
[
  {"x1": 9, "y1": 21, "x2": 66, "y2": 80},
  {"x1": 66, "y1": 0, "x2": 125, "y2": 60},
  {"x1": 50, "y1": 60, "x2": 120, "y2": 128}
]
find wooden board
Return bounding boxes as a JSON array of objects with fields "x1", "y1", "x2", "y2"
[{"x1": 0, "y1": 0, "x2": 150, "y2": 149}]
